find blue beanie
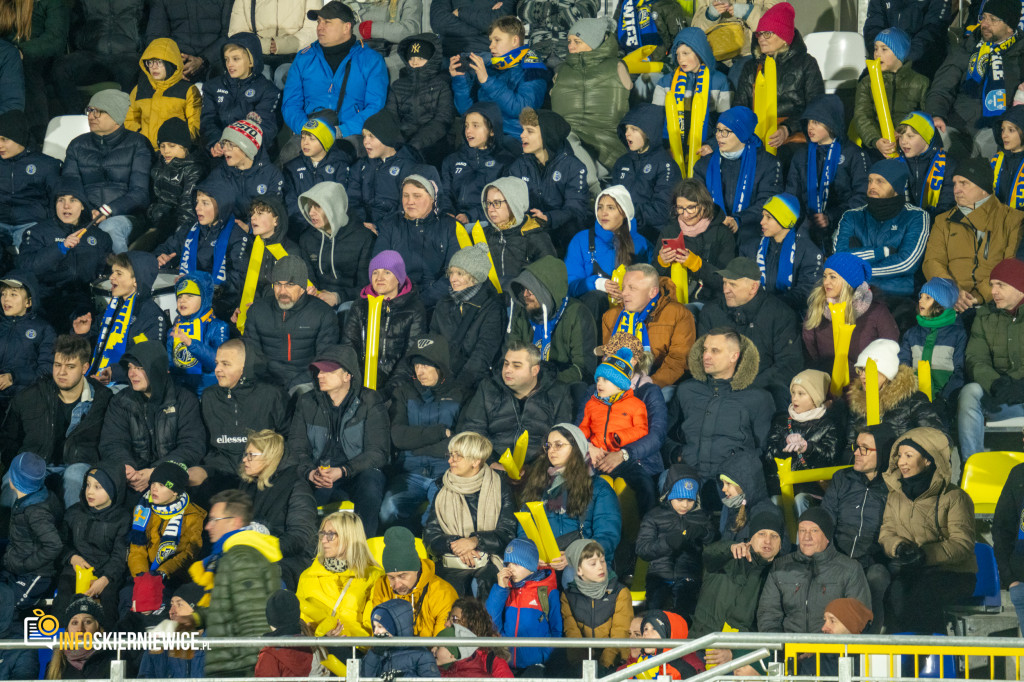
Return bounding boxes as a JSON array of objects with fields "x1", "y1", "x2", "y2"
[
  {"x1": 920, "y1": 277, "x2": 959, "y2": 310},
  {"x1": 667, "y1": 477, "x2": 699, "y2": 501},
  {"x1": 718, "y1": 106, "x2": 759, "y2": 145},
  {"x1": 869, "y1": 158, "x2": 910, "y2": 194},
  {"x1": 371, "y1": 602, "x2": 400, "y2": 636},
  {"x1": 595, "y1": 347, "x2": 634, "y2": 391},
  {"x1": 10, "y1": 452, "x2": 45, "y2": 495},
  {"x1": 875, "y1": 28, "x2": 910, "y2": 63},
  {"x1": 503, "y1": 538, "x2": 539, "y2": 572},
  {"x1": 824, "y1": 252, "x2": 872, "y2": 290}
]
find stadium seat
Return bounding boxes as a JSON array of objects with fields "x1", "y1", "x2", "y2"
[
  {"x1": 985, "y1": 415, "x2": 1024, "y2": 433},
  {"x1": 804, "y1": 32, "x2": 866, "y2": 94},
  {"x1": 366, "y1": 535, "x2": 429, "y2": 566},
  {"x1": 42, "y1": 115, "x2": 89, "y2": 162},
  {"x1": 960, "y1": 451, "x2": 1024, "y2": 515},
  {"x1": 968, "y1": 543, "x2": 1001, "y2": 609}
]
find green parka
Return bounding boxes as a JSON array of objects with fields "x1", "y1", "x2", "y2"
[
  {"x1": 965, "y1": 300, "x2": 1024, "y2": 392},
  {"x1": 691, "y1": 539, "x2": 777, "y2": 637},
  {"x1": 852, "y1": 63, "x2": 930, "y2": 150}
]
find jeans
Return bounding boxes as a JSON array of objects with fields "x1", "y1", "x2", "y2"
[
  {"x1": 314, "y1": 468, "x2": 386, "y2": 536},
  {"x1": 1009, "y1": 582, "x2": 1024, "y2": 634},
  {"x1": 380, "y1": 471, "x2": 440, "y2": 529},
  {"x1": 957, "y1": 382, "x2": 1024, "y2": 461},
  {"x1": 99, "y1": 215, "x2": 133, "y2": 254},
  {"x1": 0, "y1": 222, "x2": 36, "y2": 252},
  {"x1": 0, "y1": 464, "x2": 92, "y2": 509}
]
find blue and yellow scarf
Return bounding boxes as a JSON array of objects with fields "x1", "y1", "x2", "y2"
[
  {"x1": 965, "y1": 32, "x2": 1016, "y2": 118},
  {"x1": 491, "y1": 45, "x2": 545, "y2": 70},
  {"x1": 806, "y1": 139, "x2": 841, "y2": 214},
  {"x1": 992, "y1": 151, "x2": 1024, "y2": 208},
  {"x1": 180, "y1": 219, "x2": 236, "y2": 285},
  {"x1": 613, "y1": 294, "x2": 659, "y2": 350},
  {"x1": 90, "y1": 292, "x2": 137, "y2": 374},
  {"x1": 130, "y1": 492, "x2": 190, "y2": 572}
]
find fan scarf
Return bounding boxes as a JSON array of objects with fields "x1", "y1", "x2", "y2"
[
  {"x1": 617, "y1": 0, "x2": 661, "y2": 52},
  {"x1": 756, "y1": 228, "x2": 796, "y2": 292},
  {"x1": 992, "y1": 151, "x2": 1024, "y2": 209},
  {"x1": 528, "y1": 296, "x2": 568, "y2": 360},
  {"x1": 905, "y1": 149, "x2": 947, "y2": 208},
  {"x1": 172, "y1": 309, "x2": 214, "y2": 373},
  {"x1": 707, "y1": 142, "x2": 758, "y2": 216},
  {"x1": 964, "y1": 33, "x2": 1016, "y2": 118},
  {"x1": 180, "y1": 219, "x2": 236, "y2": 285},
  {"x1": 806, "y1": 139, "x2": 841, "y2": 213},
  {"x1": 613, "y1": 293, "x2": 659, "y2": 350},
  {"x1": 665, "y1": 65, "x2": 711, "y2": 178},
  {"x1": 90, "y1": 292, "x2": 136, "y2": 373},
  {"x1": 130, "y1": 492, "x2": 190, "y2": 572},
  {"x1": 236, "y1": 237, "x2": 293, "y2": 332},
  {"x1": 491, "y1": 45, "x2": 545, "y2": 70}
]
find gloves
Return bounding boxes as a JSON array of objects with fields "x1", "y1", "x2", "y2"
[
  {"x1": 889, "y1": 542, "x2": 924, "y2": 573},
  {"x1": 982, "y1": 376, "x2": 1016, "y2": 410}
]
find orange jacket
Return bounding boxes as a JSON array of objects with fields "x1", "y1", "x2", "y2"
[{"x1": 579, "y1": 389, "x2": 649, "y2": 451}]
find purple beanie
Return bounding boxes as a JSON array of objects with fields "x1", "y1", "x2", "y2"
[{"x1": 369, "y1": 250, "x2": 407, "y2": 285}]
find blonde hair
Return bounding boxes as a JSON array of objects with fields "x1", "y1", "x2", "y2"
[
  {"x1": 803, "y1": 277, "x2": 856, "y2": 330},
  {"x1": 448, "y1": 431, "x2": 493, "y2": 463},
  {"x1": 316, "y1": 512, "x2": 379, "y2": 578},
  {"x1": 238, "y1": 429, "x2": 284, "y2": 490},
  {"x1": 0, "y1": 0, "x2": 32, "y2": 42}
]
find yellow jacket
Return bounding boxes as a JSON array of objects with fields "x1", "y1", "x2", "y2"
[
  {"x1": 295, "y1": 558, "x2": 383, "y2": 637},
  {"x1": 368, "y1": 557, "x2": 458, "y2": 636},
  {"x1": 126, "y1": 38, "x2": 202, "y2": 149}
]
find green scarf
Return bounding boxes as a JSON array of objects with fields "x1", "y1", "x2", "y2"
[{"x1": 916, "y1": 308, "x2": 956, "y2": 391}]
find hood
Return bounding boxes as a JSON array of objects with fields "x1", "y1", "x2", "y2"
[
  {"x1": 511, "y1": 255, "x2": 569, "y2": 312},
  {"x1": 2, "y1": 269, "x2": 44, "y2": 315},
  {"x1": 397, "y1": 32, "x2": 444, "y2": 74},
  {"x1": 225, "y1": 32, "x2": 265, "y2": 77},
  {"x1": 719, "y1": 450, "x2": 770, "y2": 510},
  {"x1": 883, "y1": 426, "x2": 954, "y2": 489},
  {"x1": 482, "y1": 177, "x2": 529, "y2": 225},
  {"x1": 641, "y1": 610, "x2": 688, "y2": 651},
  {"x1": 53, "y1": 177, "x2": 94, "y2": 217},
  {"x1": 537, "y1": 110, "x2": 571, "y2": 154},
  {"x1": 300, "y1": 181, "x2": 350, "y2": 238},
  {"x1": 81, "y1": 461, "x2": 128, "y2": 510},
  {"x1": 406, "y1": 334, "x2": 452, "y2": 381},
  {"x1": 617, "y1": 103, "x2": 664, "y2": 148},
  {"x1": 372, "y1": 598, "x2": 416, "y2": 638},
  {"x1": 861, "y1": 422, "x2": 898, "y2": 476},
  {"x1": 801, "y1": 94, "x2": 846, "y2": 140},
  {"x1": 847, "y1": 364, "x2": 917, "y2": 418},
  {"x1": 175, "y1": 271, "x2": 214, "y2": 322},
  {"x1": 403, "y1": 164, "x2": 442, "y2": 204},
  {"x1": 686, "y1": 332, "x2": 760, "y2": 390},
  {"x1": 311, "y1": 344, "x2": 362, "y2": 388},
  {"x1": 224, "y1": 527, "x2": 284, "y2": 562},
  {"x1": 139, "y1": 38, "x2": 184, "y2": 90},
  {"x1": 253, "y1": 194, "x2": 290, "y2": 244},
  {"x1": 671, "y1": 27, "x2": 715, "y2": 70},
  {"x1": 1002, "y1": 107, "x2": 1024, "y2": 150},
  {"x1": 127, "y1": 250, "x2": 159, "y2": 300},
  {"x1": 196, "y1": 178, "x2": 237, "y2": 222},
  {"x1": 659, "y1": 462, "x2": 703, "y2": 498},
  {"x1": 120, "y1": 339, "x2": 170, "y2": 400},
  {"x1": 595, "y1": 185, "x2": 635, "y2": 223},
  {"x1": 466, "y1": 102, "x2": 503, "y2": 148}
]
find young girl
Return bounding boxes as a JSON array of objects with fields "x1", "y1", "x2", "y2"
[
  {"x1": 718, "y1": 453, "x2": 781, "y2": 543},
  {"x1": 896, "y1": 111, "x2": 957, "y2": 218},
  {"x1": 578, "y1": 348, "x2": 650, "y2": 456},
  {"x1": 125, "y1": 38, "x2": 202, "y2": 150},
  {"x1": 479, "y1": 177, "x2": 556, "y2": 286},
  {"x1": 561, "y1": 539, "x2": 633, "y2": 672},
  {"x1": 898, "y1": 277, "x2": 967, "y2": 419},
  {"x1": 439, "y1": 103, "x2": 512, "y2": 226},
  {"x1": 365, "y1": 600, "x2": 440, "y2": 678},
  {"x1": 167, "y1": 272, "x2": 230, "y2": 396},
  {"x1": 993, "y1": 107, "x2": 1024, "y2": 209}
]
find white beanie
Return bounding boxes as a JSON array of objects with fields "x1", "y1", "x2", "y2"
[
  {"x1": 855, "y1": 339, "x2": 901, "y2": 381},
  {"x1": 595, "y1": 185, "x2": 635, "y2": 223}
]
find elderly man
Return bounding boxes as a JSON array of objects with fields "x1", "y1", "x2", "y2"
[
  {"x1": 602, "y1": 264, "x2": 695, "y2": 392},
  {"x1": 697, "y1": 256, "x2": 803, "y2": 409},
  {"x1": 958, "y1": 257, "x2": 1024, "y2": 460},
  {"x1": 923, "y1": 157, "x2": 1024, "y2": 311}
]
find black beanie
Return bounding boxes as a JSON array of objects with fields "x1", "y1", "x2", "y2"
[
  {"x1": 984, "y1": 0, "x2": 1022, "y2": 28},
  {"x1": 898, "y1": 437, "x2": 936, "y2": 466},
  {"x1": 862, "y1": 423, "x2": 898, "y2": 474},
  {"x1": 954, "y1": 156, "x2": 995, "y2": 193},
  {"x1": 798, "y1": 507, "x2": 835, "y2": 541},
  {"x1": 86, "y1": 467, "x2": 118, "y2": 505},
  {"x1": 173, "y1": 581, "x2": 205, "y2": 609},
  {"x1": 640, "y1": 611, "x2": 672, "y2": 639},
  {"x1": 748, "y1": 510, "x2": 786, "y2": 539},
  {"x1": 150, "y1": 460, "x2": 189, "y2": 494},
  {"x1": 363, "y1": 111, "x2": 404, "y2": 149},
  {"x1": 157, "y1": 117, "x2": 193, "y2": 149},
  {"x1": 266, "y1": 589, "x2": 302, "y2": 634},
  {"x1": 0, "y1": 110, "x2": 30, "y2": 147},
  {"x1": 536, "y1": 109, "x2": 571, "y2": 154}
]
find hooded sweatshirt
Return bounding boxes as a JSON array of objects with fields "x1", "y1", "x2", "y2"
[
  {"x1": 283, "y1": 141, "x2": 352, "y2": 237},
  {"x1": 718, "y1": 450, "x2": 784, "y2": 543},
  {"x1": 166, "y1": 271, "x2": 230, "y2": 396},
  {"x1": 363, "y1": 600, "x2": 441, "y2": 678},
  {"x1": 439, "y1": 102, "x2": 514, "y2": 223},
  {"x1": 298, "y1": 181, "x2": 374, "y2": 303},
  {"x1": 479, "y1": 176, "x2": 556, "y2": 286},
  {"x1": 126, "y1": 38, "x2": 203, "y2": 149},
  {"x1": 0, "y1": 270, "x2": 56, "y2": 402}
]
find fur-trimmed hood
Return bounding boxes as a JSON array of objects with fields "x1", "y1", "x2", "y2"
[
  {"x1": 686, "y1": 332, "x2": 760, "y2": 390},
  {"x1": 846, "y1": 364, "x2": 916, "y2": 417},
  {"x1": 881, "y1": 426, "x2": 954, "y2": 493}
]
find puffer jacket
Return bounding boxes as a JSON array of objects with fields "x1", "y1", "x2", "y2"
[
  {"x1": 73, "y1": 0, "x2": 144, "y2": 55},
  {"x1": 691, "y1": 538, "x2": 777, "y2": 637},
  {"x1": 846, "y1": 364, "x2": 944, "y2": 443},
  {"x1": 200, "y1": 530, "x2": 283, "y2": 676},
  {"x1": 385, "y1": 33, "x2": 454, "y2": 152},
  {"x1": 429, "y1": 0, "x2": 514, "y2": 58},
  {"x1": 61, "y1": 461, "x2": 131, "y2": 583},
  {"x1": 283, "y1": 143, "x2": 352, "y2": 235},
  {"x1": 347, "y1": 144, "x2": 420, "y2": 225},
  {"x1": 479, "y1": 177, "x2": 557, "y2": 286},
  {"x1": 636, "y1": 465, "x2": 716, "y2": 582},
  {"x1": 878, "y1": 427, "x2": 977, "y2": 573},
  {"x1": 613, "y1": 105, "x2": 683, "y2": 243},
  {"x1": 486, "y1": 568, "x2": 562, "y2": 669},
  {"x1": 754, "y1": 228, "x2": 823, "y2": 312},
  {"x1": 923, "y1": 197, "x2": 1024, "y2": 304},
  {"x1": 199, "y1": 32, "x2": 281, "y2": 149},
  {"x1": 802, "y1": 286, "x2": 900, "y2": 375},
  {"x1": 579, "y1": 389, "x2": 648, "y2": 451},
  {"x1": 898, "y1": 313, "x2": 967, "y2": 401},
  {"x1": 551, "y1": 32, "x2": 629, "y2": 167},
  {"x1": 863, "y1": 0, "x2": 951, "y2": 79},
  {"x1": 429, "y1": 281, "x2": 504, "y2": 389},
  {"x1": 62, "y1": 126, "x2": 152, "y2": 217},
  {"x1": 903, "y1": 141, "x2": 957, "y2": 219},
  {"x1": 735, "y1": 30, "x2": 825, "y2": 131},
  {"x1": 126, "y1": 492, "x2": 206, "y2": 578},
  {"x1": 373, "y1": 207, "x2": 462, "y2": 308},
  {"x1": 718, "y1": 451, "x2": 782, "y2": 543},
  {"x1": 206, "y1": 156, "x2": 284, "y2": 219},
  {"x1": 601, "y1": 278, "x2": 697, "y2": 387},
  {"x1": 452, "y1": 52, "x2": 548, "y2": 137},
  {"x1": 565, "y1": 218, "x2": 654, "y2": 299},
  {"x1": 4, "y1": 487, "x2": 62, "y2": 577},
  {"x1": 439, "y1": 649, "x2": 513, "y2": 677},
  {"x1": 764, "y1": 404, "x2": 846, "y2": 494},
  {"x1": 298, "y1": 181, "x2": 374, "y2": 303},
  {"x1": 363, "y1": 600, "x2": 440, "y2": 677},
  {"x1": 145, "y1": 0, "x2": 232, "y2": 69},
  {"x1": 574, "y1": 376, "x2": 667, "y2": 476},
  {"x1": 834, "y1": 203, "x2": 931, "y2": 297},
  {"x1": 146, "y1": 154, "x2": 205, "y2": 238},
  {"x1": 241, "y1": 466, "x2": 317, "y2": 585},
  {"x1": 965, "y1": 298, "x2": 1024, "y2": 392},
  {"x1": 757, "y1": 540, "x2": 871, "y2": 633},
  {"x1": 516, "y1": 473, "x2": 621, "y2": 557},
  {"x1": 0, "y1": 147, "x2": 61, "y2": 226},
  {"x1": 654, "y1": 204, "x2": 736, "y2": 303},
  {"x1": 423, "y1": 469, "x2": 518, "y2": 560},
  {"x1": 165, "y1": 271, "x2": 231, "y2": 396},
  {"x1": 993, "y1": 461, "x2": 1024, "y2": 587},
  {"x1": 297, "y1": 558, "x2": 383, "y2": 636},
  {"x1": 227, "y1": 0, "x2": 318, "y2": 56},
  {"x1": 342, "y1": 279, "x2": 426, "y2": 391},
  {"x1": 507, "y1": 255, "x2": 598, "y2": 384},
  {"x1": 438, "y1": 102, "x2": 513, "y2": 223},
  {"x1": 852, "y1": 63, "x2": 930, "y2": 151},
  {"x1": 561, "y1": 579, "x2": 633, "y2": 668},
  {"x1": 125, "y1": 38, "x2": 203, "y2": 149},
  {"x1": 0, "y1": 271, "x2": 56, "y2": 401},
  {"x1": 369, "y1": 556, "x2": 459, "y2": 636},
  {"x1": 664, "y1": 334, "x2": 774, "y2": 479},
  {"x1": 97, "y1": 340, "x2": 207, "y2": 469}
]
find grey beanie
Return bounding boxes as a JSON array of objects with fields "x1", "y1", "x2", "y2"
[
  {"x1": 402, "y1": 173, "x2": 436, "y2": 202},
  {"x1": 482, "y1": 177, "x2": 529, "y2": 226},
  {"x1": 88, "y1": 89, "x2": 131, "y2": 126},
  {"x1": 552, "y1": 422, "x2": 589, "y2": 457},
  {"x1": 569, "y1": 18, "x2": 608, "y2": 49},
  {"x1": 449, "y1": 243, "x2": 491, "y2": 284}
]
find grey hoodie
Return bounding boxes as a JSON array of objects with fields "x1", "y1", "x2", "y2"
[{"x1": 481, "y1": 177, "x2": 530, "y2": 226}]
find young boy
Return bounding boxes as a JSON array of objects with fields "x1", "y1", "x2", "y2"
[
  {"x1": 283, "y1": 111, "x2": 352, "y2": 238},
  {"x1": 507, "y1": 108, "x2": 588, "y2": 249},
  {"x1": 206, "y1": 119, "x2": 284, "y2": 222},
  {"x1": 561, "y1": 539, "x2": 633, "y2": 671},
  {"x1": 993, "y1": 107, "x2": 1024, "y2": 209},
  {"x1": 363, "y1": 599, "x2": 440, "y2": 678},
  {"x1": 578, "y1": 348, "x2": 649, "y2": 454},
  {"x1": 439, "y1": 102, "x2": 512, "y2": 226},
  {"x1": 486, "y1": 539, "x2": 562, "y2": 674},
  {"x1": 896, "y1": 111, "x2": 958, "y2": 218},
  {"x1": 347, "y1": 110, "x2": 418, "y2": 230},
  {"x1": 234, "y1": 196, "x2": 300, "y2": 329},
  {"x1": 0, "y1": 271, "x2": 56, "y2": 405},
  {"x1": 613, "y1": 104, "x2": 682, "y2": 244},
  {"x1": 898, "y1": 277, "x2": 966, "y2": 419},
  {"x1": 125, "y1": 38, "x2": 203, "y2": 150},
  {"x1": 386, "y1": 33, "x2": 455, "y2": 165},
  {"x1": 451, "y1": 16, "x2": 547, "y2": 137},
  {"x1": 199, "y1": 33, "x2": 281, "y2": 156},
  {"x1": 127, "y1": 460, "x2": 206, "y2": 588},
  {"x1": 298, "y1": 181, "x2": 374, "y2": 308},
  {"x1": 167, "y1": 272, "x2": 230, "y2": 396},
  {"x1": 143, "y1": 118, "x2": 205, "y2": 249},
  {"x1": 0, "y1": 110, "x2": 61, "y2": 252},
  {"x1": 0, "y1": 452, "x2": 62, "y2": 636}
]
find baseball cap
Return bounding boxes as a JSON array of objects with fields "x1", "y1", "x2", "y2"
[{"x1": 308, "y1": 1, "x2": 357, "y2": 23}]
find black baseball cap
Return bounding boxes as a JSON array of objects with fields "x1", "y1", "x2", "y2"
[
  {"x1": 716, "y1": 257, "x2": 761, "y2": 282},
  {"x1": 308, "y1": 1, "x2": 357, "y2": 23}
]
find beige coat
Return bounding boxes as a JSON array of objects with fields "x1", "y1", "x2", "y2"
[
  {"x1": 228, "y1": 0, "x2": 321, "y2": 56},
  {"x1": 691, "y1": 0, "x2": 778, "y2": 58}
]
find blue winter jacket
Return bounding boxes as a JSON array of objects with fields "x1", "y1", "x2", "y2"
[
  {"x1": 347, "y1": 144, "x2": 419, "y2": 224},
  {"x1": 564, "y1": 220, "x2": 653, "y2": 297},
  {"x1": 612, "y1": 104, "x2": 682, "y2": 241},
  {"x1": 199, "y1": 32, "x2": 281, "y2": 149},
  {"x1": 206, "y1": 157, "x2": 284, "y2": 220},
  {"x1": 898, "y1": 316, "x2": 967, "y2": 400},
  {"x1": 486, "y1": 569, "x2": 562, "y2": 670},
  {"x1": 0, "y1": 271, "x2": 55, "y2": 403},
  {"x1": 516, "y1": 475, "x2": 622, "y2": 558},
  {"x1": 283, "y1": 144, "x2": 352, "y2": 234},
  {"x1": 574, "y1": 379, "x2": 667, "y2": 476},
  {"x1": 0, "y1": 149, "x2": 61, "y2": 226},
  {"x1": 452, "y1": 58, "x2": 548, "y2": 136},
  {"x1": 833, "y1": 203, "x2": 930, "y2": 297},
  {"x1": 166, "y1": 271, "x2": 230, "y2": 396},
  {"x1": 0, "y1": 39, "x2": 24, "y2": 115},
  {"x1": 282, "y1": 40, "x2": 388, "y2": 138}
]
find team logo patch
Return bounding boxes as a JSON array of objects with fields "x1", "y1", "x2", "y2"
[
  {"x1": 485, "y1": 160, "x2": 496, "y2": 167},
  {"x1": 643, "y1": 163, "x2": 652, "y2": 174},
  {"x1": 25, "y1": 329, "x2": 36, "y2": 339},
  {"x1": 389, "y1": 166, "x2": 400, "y2": 176},
  {"x1": 87, "y1": 236, "x2": 97, "y2": 246},
  {"x1": 683, "y1": 479, "x2": 695, "y2": 491},
  {"x1": 553, "y1": 171, "x2": 562, "y2": 182},
  {"x1": 25, "y1": 165, "x2": 36, "y2": 175},
  {"x1": 257, "y1": 184, "x2": 268, "y2": 194},
  {"x1": 245, "y1": 88, "x2": 256, "y2": 97},
  {"x1": 325, "y1": 165, "x2": 335, "y2": 174}
]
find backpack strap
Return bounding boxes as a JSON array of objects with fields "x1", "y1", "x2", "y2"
[
  {"x1": 334, "y1": 61, "x2": 354, "y2": 115},
  {"x1": 588, "y1": 226, "x2": 612, "y2": 278}
]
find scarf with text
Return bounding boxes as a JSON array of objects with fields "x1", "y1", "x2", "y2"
[
  {"x1": 613, "y1": 293, "x2": 659, "y2": 350},
  {"x1": 992, "y1": 151, "x2": 1024, "y2": 208},
  {"x1": 756, "y1": 228, "x2": 797, "y2": 292},
  {"x1": 130, "y1": 491, "x2": 190, "y2": 572},
  {"x1": 180, "y1": 219, "x2": 236, "y2": 285},
  {"x1": 965, "y1": 32, "x2": 1016, "y2": 118},
  {"x1": 90, "y1": 292, "x2": 136, "y2": 373},
  {"x1": 807, "y1": 139, "x2": 841, "y2": 213}
]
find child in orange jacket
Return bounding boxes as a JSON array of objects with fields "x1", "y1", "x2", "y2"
[{"x1": 579, "y1": 348, "x2": 649, "y2": 454}]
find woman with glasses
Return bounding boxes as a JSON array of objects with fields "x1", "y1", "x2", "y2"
[
  {"x1": 518, "y1": 424, "x2": 622, "y2": 568},
  {"x1": 423, "y1": 431, "x2": 517, "y2": 596},
  {"x1": 478, "y1": 177, "x2": 555, "y2": 286},
  {"x1": 237, "y1": 429, "x2": 317, "y2": 590},
  {"x1": 295, "y1": 511, "x2": 383, "y2": 638}
]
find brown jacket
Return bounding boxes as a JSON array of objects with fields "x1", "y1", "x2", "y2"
[
  {"x1": 601, "y1": 278, "x2": 696, "y2": 387},
  {"x1": 127, "y1": 499, "x2": 206, "y2": 579},
  {"x1": 922, "y1": 197, "x2": 1024, "y2": 303},
  {"x1": 560, "y1": 583, "x2": 633, "y2": 668},
  {"x1": 878, "y1": 427, "x2": 977, "y2": 574}
]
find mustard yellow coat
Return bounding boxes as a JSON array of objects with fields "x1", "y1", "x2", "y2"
[{"x1": 126, "y1": 38, "x2": 202, "y2": 149}]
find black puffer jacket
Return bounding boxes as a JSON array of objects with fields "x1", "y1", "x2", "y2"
[
  {"x1": 994, "y1": 461, "x2": 1024, "y2": 587},
  {"x1": 63, "y1": 126, "x2": 152, "y2": 216},
  {"x1": 386, "y1": 33, "x2": 455, "y2": 152},
  {"x1": 4, "y1": 487, "x2": 63, "y2": 577},
  {"x1": 429, "y1": 0, "x2": 515, "y2": 58},
  {"x1": 764, "y1": 404, "x2": 847, "y2": 495},
  {"x1": 423, "y1": 470, "x2": 518, "y2": 558},
  {"x1": 735, "y1": 31, "x2": 825, "y2": 131},
  {"x1": 654, "y1": 204, "x2": 735, "y2": 303},
  {"x1": 61, "y1": 461, "x2": 130, "y2": 582},
  {"x1": 845, "y1": 364, "x2": 945, "y2": 444},
  {"x1": 98, "y1": 340, "x2": 206, "y2": 469},
  {"x1": 429, "y1": 282, "x2": 504, "y2": 389},
  {"x1": 145, "y1": 0, "x2": 231, "y2": 69},
  {"x1": 72, "y1": 0, "x2": 144, "y2": 54},
  {"x1": 147, "y1": 154, "x2": 205, "y2": 238},
  {"x1": 243, "y1": 290, "x2": 340, "y2": 389},
  {"x1": 342, "y1": 282, "x2": 426, "y2": 393},
  {"x1": 240, "y1": 466, "x2": 317, "y2": 580},
  {"x1": 636, "y1": 465, "x2": 716, "y2": 582}
]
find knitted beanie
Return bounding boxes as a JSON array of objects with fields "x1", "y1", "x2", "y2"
[
  {"x1": 763, "y1": 193, "x2": 801, "y2": 230},
  {"x1": 667, "y1": 477, "x2": 699, "y2": 501},
  {"x1": 954, "y1": 156, "x2": 995, "y2": 193},
  {"x1": 369, "y1": 249, "x2": 407, "y2": 286},
  {"x1": 718, "y1": 106, "x2": 759, "y2": 145},
  {"x1": 825, "y1": 598, "x2": 873, "y2": 635},
  {"x1": 157, "y1": 117, "x2": 193, "y2": 149},
  {"x1": 301, "y1": 117, "x2": 337, "y2": 152},
  {"x1": 991, "y1": 257, "x2": 1024, "y2": 293},
  {"x1": 855, "y1": 339, "x2": 901, "y2": 381},
  {"x1": 449, "y1": 243, "x2": 491, "y2": 284},
  {"x1": 221, "y1": 119, "x2": 263, "y2": 159},
  {"x1": 0, "y1": 110, "x2": 30, "y2": 147},
  {"x1": 150, "y1": 460, "x2": 189, "y2": 494},
  {"x1": 790, "y1": 369, "x2": 831, "y2": 407},
  {"x1": 381, "y1": 526, "x2": 421, "y2": 573},
  {"x1": 869, "y1": 158, "x2": 910, "y2": 194},
  {"x1": 595, "y1": 347, "x2": 634, "y2": 391},
  {"x1": 503, "y1": 538, "x2": 539, "y2": 572},
  {"x1": 798, "y1": 506, "x2": 834, "y2": 541},
  {"x1": 569, "y1": 18, "x2": 608, "y2": 49},
  {"x1": 363, "y1": 110, "x2": 404, "y2": 149},
  {"x1": 88, "y1": 89, "x2": 131, "y2": 125},
  {"x1": 756, "y1": 2, "x2": 795, "y2": 44},
  {"x1": 823, "y1": 252, "x2": 871, "y2": 289},
  {"x1": 898, "y1": 111, "x2": 936, "y2": 146},
  {"x1": 920, "y1": 277, "x2": 959, "y2": 310},
  {"x1": 9, "y1": 452, "x2": 45, "y2": 495},
  {"x1": 875, "y1": 27, "x2": 910, "y2": 63}
]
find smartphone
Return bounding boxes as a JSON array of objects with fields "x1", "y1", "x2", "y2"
[{"x1": 663, "y1": 234, "x2": 686, "y2": 251}]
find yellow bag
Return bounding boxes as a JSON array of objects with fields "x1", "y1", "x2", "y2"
[{"x1": 705, "y1": 22, "x2": 745, "y2": 61}]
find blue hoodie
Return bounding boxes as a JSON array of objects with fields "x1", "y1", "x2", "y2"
[{"x1": 166, "y1": 271, "x2": 230, "y2": 396}]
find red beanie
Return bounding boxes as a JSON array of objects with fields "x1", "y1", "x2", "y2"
[
  {"x1": 757, "y1": 2, "x2": 796, "y2": 45},
  {"x1": 991, "y1": 257, "x2": 1024, "y2": 294}
]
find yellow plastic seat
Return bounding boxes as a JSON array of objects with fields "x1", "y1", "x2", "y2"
[
  {"x1": 366, "y1": 535, "x2": 429, "y2": 566},
  {"x1": 775, "y1": 458, "x2": 851, "y2": 540},
  {"x1": 961, "y1": 451, "x2": 1024, "y2": 515}
]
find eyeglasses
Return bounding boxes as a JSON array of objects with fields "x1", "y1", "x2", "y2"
[
  {"x1": 851, "y1": 443, "x2": 877, "y2": 454},
  {"x1": 242, "y1": 451, "x2": 264, "y2": 460},
  {"x1": 144, "y1": 58, "x2": 164, "y2": 68},
  {"x1": 318, "y1": 530, "x2": 338, "y2": 541},
  {"x1": 220, "y1": 140, "x2": 237, "y2": 150},
  {"x1": 715, "y1": 126, "x2": 734, "y2": 137},
  {"x1": 543, "y1": 442, "x2": 569, "y2": 452},
  {"x1": 674, "y1": 203, "x2": 701, "y2": 218},
  {"x1": 448, "y1": 451, "x2": 465, "y2": 461},
  {"x1": 208, "y1": 515, "x2": 236, "y2": 523},
  {"x1": 448, "y1": 615, "x2": 462, "y2": 623},
  {"x1": 755, "y1": 31, "x2": 775, "y2": 40},
  {"x1": 485, "y1": 199, "x2": 507, "y2": 209},
  {"x1": 84, "y1": 107, "x2": 107, "y2": 118}
]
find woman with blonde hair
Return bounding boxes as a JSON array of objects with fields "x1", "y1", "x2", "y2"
[
  {"x1": 424, "y1": 431, "x2": 517, "y2": 595},
  {"x1": 0, "y1": 0, "x2": 29, "y2": 115},
  {"x1": 296, "y1": 512, "x2": 383, "y2": 637},
  {"x1": 238, "y1": 429, "x2": 317, "y2": 590}
]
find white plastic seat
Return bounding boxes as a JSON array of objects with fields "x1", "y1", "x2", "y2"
[
  {"x1": 804, "y1": 31, "x2": 866, "y2": 94},
  {"x1": 42, "y1": 115, "x2": 90, "y2": 162},
  {"x1": 986, "y1": 415, "x2": 1024, "y2": 432}
]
